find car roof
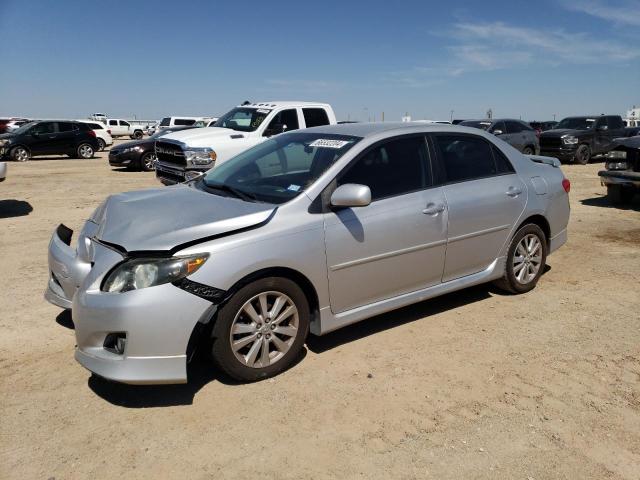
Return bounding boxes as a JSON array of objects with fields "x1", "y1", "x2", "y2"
[
  {"x1": 300, "y1": 121, "x2": 479, "y2": 138},
  {"x1": 237, "y1": 101, "x2": 331, "y2": 109}
]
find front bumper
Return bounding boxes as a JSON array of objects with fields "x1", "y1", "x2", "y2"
[
  {"x1": 598, "y1": 170, "x2": 640, "y2": 187},
  {"x1": 73, "y1": 282, "x2": 213, "y2": 384},
  {"x1": 108, "y1": 150, "x2": 139, "y2": 167},
  {"x1": 539, "y1": 146, "x2": 577, "y2": 161}
]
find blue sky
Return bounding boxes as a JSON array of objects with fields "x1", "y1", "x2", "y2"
[{"x1": 0, "y1": 0, "x2": 638, "y2": 122}]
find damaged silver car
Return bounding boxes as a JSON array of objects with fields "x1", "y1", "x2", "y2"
[{"x1": 46, "y1": 123, "x2": 570, "y2": 384}]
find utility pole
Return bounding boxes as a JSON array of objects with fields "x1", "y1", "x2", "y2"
[
  {"x1": 450, "y1": 110, "x2": 454, "y2": 122},
  {"x1": 382, "y1": 111, "x2": 385, "y2": 122}
]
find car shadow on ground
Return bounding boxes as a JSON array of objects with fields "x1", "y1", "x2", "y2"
[
  {"x1": 87, "y1": 348, "x2": 308, "y2": 408},
  {"x1": 0, "y1": 199, "x2": 33, "y2": 218},
  {"x1": 55, "y1": 310, "x2": 74, "y2": 329},
  {"x1": 581, "y1": 195, "x2": 639, "y2": 211}
]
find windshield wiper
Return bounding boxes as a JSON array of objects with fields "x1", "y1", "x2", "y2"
[{"x1": 204, "y1": 182, "x2": 259, "y2": 202}]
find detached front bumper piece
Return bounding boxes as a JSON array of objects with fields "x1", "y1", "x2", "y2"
[
  {"x1": 45, "y1": 224, "x2": 92, "y2": 309},
  {"x1": 599, "y1": 170, "x2": 640, "y2": 187}
]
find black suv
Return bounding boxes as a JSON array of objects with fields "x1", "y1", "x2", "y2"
[
  {"x1": 0, "y1": 120, "x2": 100, "y2": 162},
  {"x1": 539, "y1": 115, "x2": 626, "y2": 164}
]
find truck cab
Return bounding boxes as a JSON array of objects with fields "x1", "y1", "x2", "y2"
[
  {"x1": 155, "y1": 102, "x2": 337, "y2": 184},
  {"x1": 105, "y1": 119, "x2": 145, "y2": 139}
]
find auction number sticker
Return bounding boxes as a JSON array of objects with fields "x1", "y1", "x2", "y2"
[{"x1": 308, "y1": 139, "x2": 352, "y2": 149}]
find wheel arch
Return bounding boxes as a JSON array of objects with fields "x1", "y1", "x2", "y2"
[
  {"x1": 10, "y1": 143, "x2": 31, "y2": 156},
  {"x1": 516, "y1": 214, "x2": 551, "y2": 248}
]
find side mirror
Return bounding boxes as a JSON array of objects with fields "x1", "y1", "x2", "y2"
[
  {"x1": 492, "y1": 129, "x2": 503, "y2": 135},
  {"x1": 330, "y1": 184, "x2": 371, "y2": 208}
]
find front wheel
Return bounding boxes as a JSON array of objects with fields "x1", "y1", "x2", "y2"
[
  {"x1": 211, "y1": 277, "x2": 310, "y2": 382},
  {"x1": 574, "y1": 144, "x2": 591, "y2": 165},
  {"x1": 494, "y1": 224, "x2": 547, "y2": 294},
  {"x1": 77, "y1": 143, "x2": 94, "y2": 159},
  {"x1": 11, "y1": 146, "x2": 29, "y2": 162},
  {"x1": 140, "y1": 152, "x2": 157, "y2": 171}
]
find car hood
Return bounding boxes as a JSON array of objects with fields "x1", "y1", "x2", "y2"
[
  {"x1": 612, "y1": 137, "x2": 640, "y2": 150},
  {"x1": 541, "y1": 129, "x2": 589, "y2": 138},
  {"x1": 111, "y1": 138, "x2": 153, "y2": 152},
  {"x1": 0, "y1": 132, "x2": 16, "y2": 140},
  {"x1": 159, "y1": 127, "x2": 249, "y2": 148},
  {"x1": 90, "y1": 184, "x2": 276, "y2": 252}
]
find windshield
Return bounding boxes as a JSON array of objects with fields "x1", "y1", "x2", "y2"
[
  {"x1": 159, "y1": 117, "x2": 171, "y2": 126},
  {"x1": 213, "y1": 107, "x2": 271, "y2": 132},
  {"x1": 201, "y1": 132, "x2": 361, "y2": 204},
  {"x1": 460, "y1": 120, "x2": 493, "y2": 131},
  {"x1": 10, "y1": 121, "x2": 38, "y2": 135},
  {"x1": 555, "y1": 117, "x2": 595, "y2": 130}
]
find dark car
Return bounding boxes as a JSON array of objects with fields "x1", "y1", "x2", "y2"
[
  {"x1": 621, "y1": 126, "x2": 640, "y2": 138},
  {"x1": 108, "y1": 126, "x2": 196, "y2": 171},
  {"x1": 539, "y1": 115, "x2": 626, "y2": 165},
  {"x1": 529, "y1": 121, "x2": 558, "y2": 136},
  {"x1": 0, "y1": 120, "x2": 99, "y2": 162},
  {"x1": 598, "y1": 137, "x2": 640, "y2": 204},
  {"x1": 460, "y1": 119, "x2": 539, "y2": 155}
]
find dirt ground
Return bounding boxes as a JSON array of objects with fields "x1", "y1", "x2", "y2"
[{"x1": 1, "y1": 141, "x2": 639, "y2": 480}]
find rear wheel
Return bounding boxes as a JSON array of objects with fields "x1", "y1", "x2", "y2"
[
  {"x1": 133, "y1": 130, "x2": 143, "y2": 140},
  {"x1": 11, "y1": 146, "x2": 29, "y2": 162},
  {"x1": 522, "y1": 146, "x2": 534, "y2": 155},
  {"x1": 96, "y1": 138, "x2": 106, "y2": 151},
  {"x1": 211, "y1": 277, "x2": 310, "y2": 382},
  {"x1": 140, "y1": 152, "x2": 157, "y2": 171},
  {"x1": 574, "y1": 144, "x2": 591, "y2": 165},
  {"x1": 77, "y1": 143, "x2": 94, "y2": 159},
  {"x1": 494, "y1": 224, "x2": 547, "y2": 294}
]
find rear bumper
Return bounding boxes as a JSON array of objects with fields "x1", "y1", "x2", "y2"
[
  {"x1": 598, "y1": 170, "x2": 640, "y2": 187},
  {"x1": 549, "y1": 228, "x2": 567, "y2": 255}
]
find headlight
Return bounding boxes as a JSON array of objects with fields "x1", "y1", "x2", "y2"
[
  {"x1": 0, "y1": 139, "x2": 9, "y2": 146},
  {"x1": 185, "y1": 148, "x2": 216, "y2": 166},
  {"x1": 562, "y1": 135, "x2": 579, "y2": 145},
  {"x1": 123, "y1": 146, "x2": 142, "y2": 153},
  {"x1": 606, "y1": 150, "x2": 627, "y2": 159},
  {"x1": 102, "y1": 253, "x2": 209, "y2": 293},
  {"x1": 606, "y1": 161, "x2": 628, "y2": 171}
]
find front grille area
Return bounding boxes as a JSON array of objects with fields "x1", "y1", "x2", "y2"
[
  {"x1": 540, "y1": 137, "x2": 562, "y2": 149},
  {"x1": 155, "y1": 141, "x2": 185, "y2": 166}
]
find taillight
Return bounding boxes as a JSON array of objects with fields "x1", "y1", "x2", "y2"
[
  {"x1": 88, "y1": 130, "x2": 96, "y2": 137},
  {"x1": 562, "y1": 178, "x2": 571, "y2": 193}
]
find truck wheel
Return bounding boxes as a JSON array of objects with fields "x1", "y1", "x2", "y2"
[
  {"x1": 133, "y1": 130, "x2": 143, "y2": 140},
  {"x1": 607, "y1": 185, "x2": 634, "y2": 204},
  {"x1": 211, "y1": 277, "x2": 310, "y2": 382},
  {"x1": 574, "y1": 144, "x2": 591, "y2": 165},
  {"x1": 11, "y1": 146, "x2": 30, "y2": 162},
  {"x1": 140, "y1": 152, "x2": 157, "y2": 171}
]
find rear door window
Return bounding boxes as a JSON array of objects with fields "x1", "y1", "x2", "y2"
[
  {"x1": 108, "y1": 120, "x2": 118, "y2": 126},
  {"x1": 505, "y1": 121, "x2": 522, "y2": 134},
  {"x1": 433, "y1": 135, "x2": 498, "y2": 183},
  {"x1": 608, "y1": 116, "x2": 624, "y2": 129},
  {"x1": 120, "y1": 120, "x2": 130, "y2": 127},
  {"x1": 303, "y1": 108, "x2": 330, "y2": 128},
  {"x1": 58, "y1": 122, "x2": 77, "y2": 132},
  {"x1": 174, "y1": 119, "x2": 196, "y2": 126}
]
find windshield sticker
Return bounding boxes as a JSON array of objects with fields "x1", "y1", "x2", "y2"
[
  {"x1": 256, "y1": 109, "x2": 271, "y2": 114},
  {"x1": 308, "y1": 139, "x2": 352, "y2": 149},
  {"x1": 287, "y1": 184, "x2": 301, "y2": 192}
]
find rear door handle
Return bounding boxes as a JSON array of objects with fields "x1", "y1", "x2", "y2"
[
  {"x1": 506, "y1": 187, "x2": 523, "y2": 197},
  {"x1": 423, "y1": 203, "x2": 445, "y2": 215}
]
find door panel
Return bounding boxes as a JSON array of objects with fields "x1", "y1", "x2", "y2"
[
  {"x1": 29, "y1": 122, "x2": 58, "y2": 155},
  {"x1": 324, "y1": 188, "x2": 448, "y2": 313},
  {"x1": 442, "y1": 174, "x2": 526, "y2": 281}
]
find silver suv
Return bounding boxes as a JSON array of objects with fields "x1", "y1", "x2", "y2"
[{"x1": 46, "y1": 123, "x2": 570, "y2": 384}]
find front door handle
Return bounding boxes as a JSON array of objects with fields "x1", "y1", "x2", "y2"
[
  {"x1": 423, "y1": 203, "x2": 445, "y2": 215},
  {"x1": 506, "y1": 187, "x2": 523, "y2": 197}
]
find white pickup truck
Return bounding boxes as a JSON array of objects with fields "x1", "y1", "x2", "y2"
[
  {"x1": 105, "y1": 119, "x2": 146, "y2": 139},
  {"x1": 155, "y1": 101, "x2": 337, "y2": 184}
]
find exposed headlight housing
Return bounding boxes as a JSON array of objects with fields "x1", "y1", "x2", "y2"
[
  {"x1": 562, "y1": 135, "x2": 579, "y2": 145},
  {"x1": 606, "y1": 161, "x2": 628, "y2": 171},
  {"x1": 185, "y1": 148, "x2": 216, "y2": 166},
  {"x1": 0, "y1": 139, "x2": 10, "y2": 146},
  {"x1": 102, "y1": 254, "x2": 209, "y2": 293},
  {"x1": 123, "y1": 146, "x2": 142, "y2": 153},
  {"x1": 606, "y1": 150, "x2": 627, "y2": 159}
]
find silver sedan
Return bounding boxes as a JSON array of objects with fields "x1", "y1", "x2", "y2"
[{"x1": 45, "y1": 123, "x2": 570, "y2": 384}]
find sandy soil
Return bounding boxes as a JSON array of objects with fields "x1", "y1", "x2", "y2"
[{"x1": 1, "y1": 142, "x2": 639, "y2": 479}]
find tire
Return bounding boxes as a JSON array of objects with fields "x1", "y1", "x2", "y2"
[
  {"x1": 96, "y1": 138, "x2": 106, "y2": 151},
  {"x1": 10, "y1": 146, "x2": 29, "y2": 162},
  {"x1": 522, "y1": 146, "x2": 534, "y2": 155},
  {"x1": 574, "y1": 144, "x2": 591, "y2": 165},
  {"x1": 133, "y1": 130, "x2": 143, "y2": 140},
  {"x1": 493, "y1": 224, "x2": 547, "y2": 294},
  {"x1": 77, "y1": 143, "x2": 94, "y2": 159},
  {"x1": 140, "y1": 152, "x2": 157, "y2": 171},
  {"x1": 211, "y1": 277, "x2": 310, "y2": 382},
  {"x1": 607, "y1": 185, "x2": 634, "y2": 204}
]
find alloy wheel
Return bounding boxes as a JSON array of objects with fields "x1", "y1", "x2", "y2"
[
  {"x1": 229, "y1": 291, "x2": 299, "y2": 369},
  {"x1": 143, "y1": 153, "x2": 157, "y2": 170},
  {"x1": 79, "y1": 145, "x2": 93, "y2": 158},
  {"x1": 14, "y1": 147, "x2": 28, "y2": 162},
  {"x1": 513, "y1": 233, "x2": 542, "y2": 284}
]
